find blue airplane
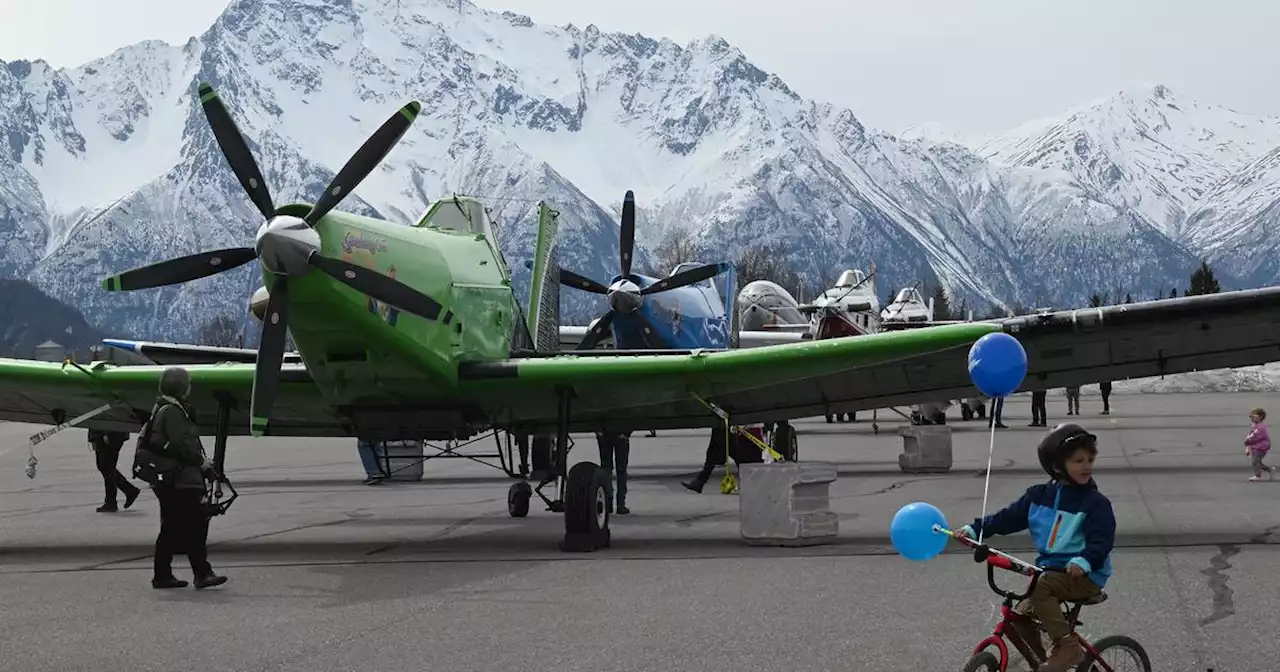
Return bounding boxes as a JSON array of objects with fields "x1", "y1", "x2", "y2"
[{"x1": 557, "y1": 190, "x2": 804, "y2": 351}]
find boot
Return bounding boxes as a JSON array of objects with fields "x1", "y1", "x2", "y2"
[
  {"x1": 1038, "y1": 633, "x2": 1084, "y2": 672},
  {"x1": 122, "y1": 483, "x2": 140, "y2": 509},
  {"x1": 152, "y1": 576, "x2": 189, "y2": 589},
  {"x1": 682, "y1": 472, "x2": 708, "y2": 493}
]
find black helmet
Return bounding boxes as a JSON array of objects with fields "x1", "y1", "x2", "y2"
[{"x1": 1036, "y1": 422, "x2": 1098, "y2": 479}]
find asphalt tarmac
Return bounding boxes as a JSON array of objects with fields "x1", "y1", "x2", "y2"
[{"x1": 1, "y1": 392, "x2": 1276, "y2": 672}]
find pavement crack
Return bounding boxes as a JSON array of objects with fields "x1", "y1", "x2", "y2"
[
  {"x1": 1197, "y1": 543, "x2": 1241, "y2": 626},
  {"x1": 674, "y1": 511, "x2": 726, "y2": 527}
]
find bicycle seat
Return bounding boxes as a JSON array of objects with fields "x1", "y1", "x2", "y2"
[{"x1": 1070, "y1": 591, "x2": 1108, "y2": 607}]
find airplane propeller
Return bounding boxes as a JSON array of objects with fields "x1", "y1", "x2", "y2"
[
  {"x1": 101, "y1": 82, "x2": 444, "y2": 436},
  {"x1": 559, "y1": 190, "x2": 729, "y2": 350}
]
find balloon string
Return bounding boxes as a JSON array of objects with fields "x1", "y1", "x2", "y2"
[{"x1": 976, "y1": 396, "x2": 1000, "y2": 545}]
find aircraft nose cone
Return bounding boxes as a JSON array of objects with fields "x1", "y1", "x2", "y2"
[
  {"x1": 255, "y1": 215, "x2": 320, "y2": 276},
  {"x1": 608, "y1": 278, "x2": 642, "y2": 314}
]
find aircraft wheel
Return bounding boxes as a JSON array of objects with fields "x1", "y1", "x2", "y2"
[
  {"x1": 560, "y1": 462, "x2": 611, "y2": 552},
  {"x1": 507, "y1": 481, "x2": 532, "y2": 518}
]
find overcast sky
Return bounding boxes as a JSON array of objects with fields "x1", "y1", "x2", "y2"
[{"x1": 1, "y1": 0, "x2": 1276, "y2": 135}]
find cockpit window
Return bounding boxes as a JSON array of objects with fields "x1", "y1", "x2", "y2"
[
  {"x1": 670, "y1": 261, "x2": 714, "y2": 288},
  {"x1": 835, "y1": 269, "x2": 866, "y2": 288},
  {"x1": 415, "y1": 197, "x2": 495, "y2": 237},
  {"x1": 894, "y1": 288, "x2": 923, "y2": 304}
]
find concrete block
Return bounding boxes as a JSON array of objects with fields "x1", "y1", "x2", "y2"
[
  {"x1": 377, "y1": 440, "x2": 425, "y2": 481},
  {"x1": 897, "y1": 425, "x2": 953, "y2": 473},
  {"x1": 738, "y1": 462, "x2": 839, "y2": 547}
]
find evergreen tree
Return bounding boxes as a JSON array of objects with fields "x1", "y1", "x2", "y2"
[
  {"x1": 929, "y1": 283, "x2": 952, "y2": 321},
  {"x1": 1124, "y1": 293, "x2": 1133, "y2": 304},
  {"x1": 1169, "y1": 287, "x2": 1178, "y2": 299},
  {"x1": 1186, "y1": 259, "x2": 1221, "y2": 296},
  {"x1": 1088, "y1": 293, "x2": 1107, "y2": 308}
]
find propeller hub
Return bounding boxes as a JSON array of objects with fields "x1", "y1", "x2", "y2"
[
  {"x1": 608, "y1": 278, "x2": 643, "y2": 314},
  {"x1": 255, "y1": 215, "x2": 320, "y2": 276}
]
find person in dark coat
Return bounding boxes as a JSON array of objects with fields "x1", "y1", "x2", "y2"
[
  {"x1": 595, "y1": 431, "x2": 631, "y2": 515},
  {"x1": 1029, "y1": 390, "x2": 1048, "y2": 427},
  {"x1": 1099, "y1": 381, "x2": 1112, "y2": 415},
  {"x1": 148, "y1": 367, "x2": 227, "y2": 590},
  {"x1": 88, "y1": 429, "x2": 140, "y2": 512}
]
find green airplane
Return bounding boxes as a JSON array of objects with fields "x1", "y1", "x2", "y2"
[{"x1": 6, "y1": 83, "x2": 1280, "y2": 552}]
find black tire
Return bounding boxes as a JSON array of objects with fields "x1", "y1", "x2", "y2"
[
  {"x1": 1076, "y1": 635, "x2": 1151, "y2": 672},
  {"x1": 507, "y1": 481, "x2": 531, "y2": 518},
  {"x1": 560, "y1": 461, "x2": 610, "y2": 552},
  {"x1": 773, "y1": 422, "x2": 798, "y2": 462},
  {"x1": 962, "y1": 651, "x2": 1000, "y2": 671}
]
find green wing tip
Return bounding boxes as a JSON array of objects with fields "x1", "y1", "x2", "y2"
[
  {"x1": 401, "y1": 101, "x2": 422, "y2": 121},
  {"x1": 101, "y1": 277, "x2": 116, "y2": 291}
]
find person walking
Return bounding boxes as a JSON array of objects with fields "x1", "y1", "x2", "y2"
[
  {"x1": 595, "y1": 431, "x2": 631, "y2": 514},
  {"x1": 1099, "y1": 381, "x2": 1112, "y2": 415},
  {"x1": 1065, "y1": 386, "x2": 1081, "y2": 415},
  {"x1": 1029, "y1": 389, "x2": 1048, "y2": 427},
  {"x1": 145, "y1": 367, "x2": 227, "y2": 590},
  {"x1": 89, "y1": 429, "x2": 140, "y2": 512}
]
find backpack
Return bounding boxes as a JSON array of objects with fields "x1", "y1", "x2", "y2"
[{"x1": 131, "y1": 403, "x2": 183, "y2": 487}]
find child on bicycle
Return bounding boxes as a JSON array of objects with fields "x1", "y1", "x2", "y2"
[
  {"x1": 1245, "y1": 408, "x2": 1273, "y2": 482},
  {"x1": 954, "y1": 422, "x2": 1116, "y2": 672}
]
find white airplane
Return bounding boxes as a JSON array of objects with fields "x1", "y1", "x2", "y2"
[{"x1": 737, "y1": 279, "x2": 811, "y2": 333}]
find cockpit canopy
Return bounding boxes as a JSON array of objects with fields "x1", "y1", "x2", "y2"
[
  {"x1": 669, "y1": 261, "x2": 717, "y2": 288},
  {"x1": 414, "y1": 195, "x2": 496, "y2": 238},
  {"x1": 834, "y1": 269, "x2": 867, "y2": 288},
  {"x1": 893, "y1": 287, "x2": 924, "y2": 305}
]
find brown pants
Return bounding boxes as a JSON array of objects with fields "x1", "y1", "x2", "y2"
[{"x1": 1019, "y1": 570, "x2": 1101, "y2": 640}]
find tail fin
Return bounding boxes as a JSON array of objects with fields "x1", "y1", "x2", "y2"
[{"x1": 525, "y1": 202, "x2": 561, "y2": 352}]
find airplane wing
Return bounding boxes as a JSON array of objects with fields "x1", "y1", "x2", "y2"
[
  {"x1": 0, "y1": 359, "x2": 347, "y2": 437},
  {"x1": 464, "y1": 287, "x2": 1280, "y2": 433}
]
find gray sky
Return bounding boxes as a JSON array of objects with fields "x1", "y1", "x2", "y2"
[{"x1": 1, "y1": 0, "x2": 1276, "y2": 135}]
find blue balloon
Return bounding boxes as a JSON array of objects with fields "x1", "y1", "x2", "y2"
[
  {"x1": 967, "y1": 332, "x2": 1028, "y2": 398},
  {"x1": 890, "y1": 501, "x2": 949, "y2": 561}
]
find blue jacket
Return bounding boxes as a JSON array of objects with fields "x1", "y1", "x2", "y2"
[{"x1": 961, "y1": 479, "x2": 1115, "y2": 587}]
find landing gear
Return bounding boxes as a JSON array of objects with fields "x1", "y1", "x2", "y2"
[
  {"x1": 506, "y1": 388, "x2": 613, "y2": 552},
  {"x1": 559, "y1": 461, "x2": 611, "y2": 552},
  {"x1": 507, "y1": 481, "x2": 532, "y2": 518}
]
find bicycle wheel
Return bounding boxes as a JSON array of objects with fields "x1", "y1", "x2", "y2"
[
  {"x1": 962, "y1": 651, "x2": 1001, "y2": 671},
  {"x1": 1077, "y1": 635, "x2": 1152, "y2": 672}
]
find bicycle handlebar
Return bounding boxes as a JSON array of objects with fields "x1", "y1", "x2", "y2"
[{"x1": 933, "y1": 524, "x2": 1046, "y2": 601}]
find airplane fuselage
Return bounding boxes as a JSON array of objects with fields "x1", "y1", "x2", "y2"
[
  {"x1": 609, "y1": 273, "x2": 731, "y2": 350},
  {"x1": 272, "y1": 199, "x2": 520, "y2": 410}
]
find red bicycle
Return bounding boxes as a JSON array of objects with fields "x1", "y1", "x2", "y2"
[{"x1": 936, "y1": 525, "x2": 1152, "y2": 672}]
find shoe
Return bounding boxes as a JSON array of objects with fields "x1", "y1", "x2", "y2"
[
  {"x1": 96, "y1": 504, "x2": 118, "y2": 513},
  {"x1": 1249, "y1": 476, "x2": 1262, "y2": 482},
  {"x1": 363, "y1": 475, "x2": 386, "y2": 485},
  {"x1": 681, "y1": 479, "x2": 705, "y2": 494},
  {"x1": 616, "y1": 505, "x2": 630, "y2": 515},
  {"x1": 152, "y1": 576, "x2": 189, "y2": 589},
  {"x1": 195, "y1": 574, "x2": 227, "y2": 590},
  {"x1": 123, "y1": 488, "x2": 140, "y2": 509},
  {"x1": 1038, "y1": 634, "x2": 1084, "y2": 672}
]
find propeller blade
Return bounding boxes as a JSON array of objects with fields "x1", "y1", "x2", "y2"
[
  {"x1": 308, "y1": 254, "x2": 444, "y2": 321},
  {"x1": 101, "y1": 247, "x2": 256, "y2": 292},
  {"x1": 577, "y1": 311, "x2": 615, "y2": 350},
  {"x1": 303, "y1": 101, "x2": 422, "y2": 226},
  {"x1": 640, "y1": 262, "x2": 729, "y2": 295},
  {"x1": 558, "y1": 268, "x2": 609, "y2": 294},
  {"x1": 197, "y1": 83, "x2": 275, "y2": 220},
  {"x1": 250, "y1": 277, "x2": 290, "y2": 437},
  {"x1": 619, "y1": 190, "x2": 635, "y2": 278}
]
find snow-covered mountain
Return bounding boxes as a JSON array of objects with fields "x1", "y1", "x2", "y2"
[{"x1": 1, "y1": 0, "x2": 1277, "y2": 343}]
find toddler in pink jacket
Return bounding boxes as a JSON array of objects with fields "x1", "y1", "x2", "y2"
[{"x1": 1245, "y1": 408, "x2": 1273, "y2": 481}]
